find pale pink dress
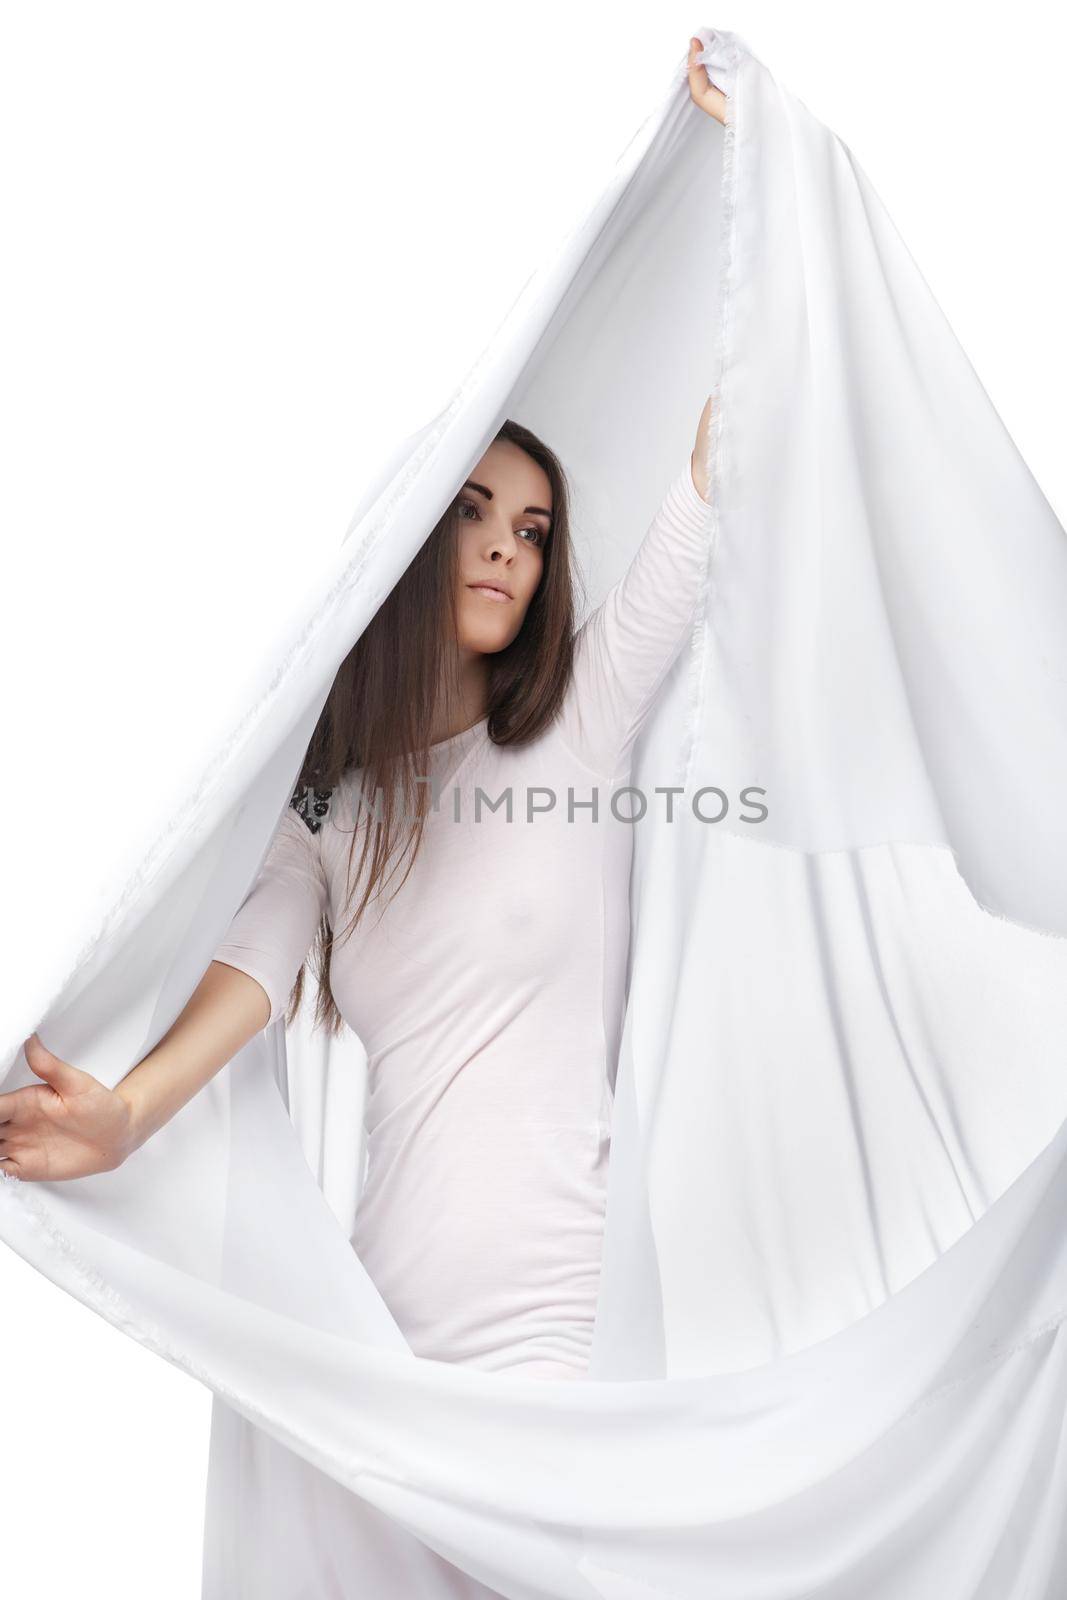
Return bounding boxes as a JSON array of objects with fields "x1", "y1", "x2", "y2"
[{"x1": 213, "y1": 459, "x2": 713, "y2": 1379}]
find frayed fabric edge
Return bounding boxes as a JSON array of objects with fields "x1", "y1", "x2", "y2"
[{"x1": 681, "y1": 31, "x2": 742, "y2": 793}]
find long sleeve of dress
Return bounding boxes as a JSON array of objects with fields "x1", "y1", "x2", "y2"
[
  {"x1": 211, "y1": 800, "x2": 329, "y2": 1030},
  {"x1": 556, "y1": 457, "x2": 715, "y2": 780}
]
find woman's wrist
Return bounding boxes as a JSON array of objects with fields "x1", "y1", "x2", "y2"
[
  {"x1": 114, "y1": 1049, "x2": 179, "y2": 1155},
  {"x1": 114, "y1": 1071, "x2": 153, "y2": 1156},
  {"x1": 110, "y1": 964, "x2": 268, "y2": 1158},
  {"x1": 690, "y1": 395, "x2": 714, "y2": 502},
  {"x1": 690, "y1": 450, "x2": 711, "y2": 504}
]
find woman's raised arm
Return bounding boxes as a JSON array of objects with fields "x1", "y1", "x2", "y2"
[{"x1": 554, "y1": 397, "x2": 715, "y2": 780}]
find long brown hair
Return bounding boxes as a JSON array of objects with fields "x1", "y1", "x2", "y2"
[{"x1": 286, "y1": 417, "x2": 579, "y2": 1035}]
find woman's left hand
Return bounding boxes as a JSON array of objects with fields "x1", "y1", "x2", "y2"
[{"x1": 687, "y1": 37, "x2": 727, "y2": 125}]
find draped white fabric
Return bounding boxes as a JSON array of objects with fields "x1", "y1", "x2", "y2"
[{"x1": 4, "y1": 25, "x2": 1067, "y2": 1597}]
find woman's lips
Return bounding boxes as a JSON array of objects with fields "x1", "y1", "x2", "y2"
[{"x1": 467, "y1": 583, "x2": 512, "y2": 603}]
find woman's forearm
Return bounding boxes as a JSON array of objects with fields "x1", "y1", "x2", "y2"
[{"x1": 117, "y1": 961, "x2": 270, "y2": 1150}]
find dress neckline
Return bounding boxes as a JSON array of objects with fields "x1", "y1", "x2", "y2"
[{"x1": 428, "y1": 715, "x2": 489, "y2": 751}]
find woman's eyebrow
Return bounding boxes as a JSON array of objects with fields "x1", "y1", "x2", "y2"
[{"x1": 463, "y1": 480, "x2": 552, "y2": 520}]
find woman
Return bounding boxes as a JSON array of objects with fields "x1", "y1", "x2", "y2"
[{"x1": 1, "y1": 39, "x2": 726, "y2": 1387}]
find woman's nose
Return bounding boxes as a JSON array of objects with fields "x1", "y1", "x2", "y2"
[{"x1": 486, "y1": 527, "x2": 518, "y2": 559}]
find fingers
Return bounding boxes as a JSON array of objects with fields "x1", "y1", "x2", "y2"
[
  {"x1": 686, "y1": 37, "x2": 728, "y2": 126},
  {"x1": 1, "y1": 1042, "x2": 85, "y2": 1184},
  {"x1": 0, "y1": 1148, "x2": 42, "y2": 1181},
  {"x1": 0, "y1": 1080, "x2": 51, "y2": 1127},
  {"x1": 687, "y1": 36, "x2": 712, "y2": 94},
  {"x1": 0, "y1": 1071, "x2": 68, "y2": 1177},
  {"x1": 1, "y1": 1110, "x2": 61, "y2": 1182},
  {"x1": 23, "y1": 1032, "x2": 81, "y2": 1096},
  {"x1": 0, "y1": 1125, "x2": 26, "y2": 1179},
  {"x1": 686, "y1": 36, "x2": 704, "y2": 96}
]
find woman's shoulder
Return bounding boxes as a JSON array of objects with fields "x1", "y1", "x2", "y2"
[
  {"x1": 289, "y1": 781, "x2": 334, "y2": 836},
  {"x1": 288, "y1": 768, "x2": 371, "y2": 838}
]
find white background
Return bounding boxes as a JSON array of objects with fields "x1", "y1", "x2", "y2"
[{"x1": 1, "y1": 2, "x2": 1064, "y2": 1591}]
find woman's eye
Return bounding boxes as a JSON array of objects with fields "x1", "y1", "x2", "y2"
[{"x1": 457, "y1": 499, "x2": 544, "y2": 548}]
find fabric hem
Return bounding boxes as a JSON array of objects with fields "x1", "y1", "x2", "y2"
[{"x1": 3, "y1": 1162, "x2": 1067, "y2": 1532}]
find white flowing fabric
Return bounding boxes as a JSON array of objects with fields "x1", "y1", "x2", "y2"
[{"x1": 4, "y1": 25, "x2": 1067, "y2": 1598}]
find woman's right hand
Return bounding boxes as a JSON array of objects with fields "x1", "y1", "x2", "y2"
[
  {"x1": 687, "y1": 37, "x2": 727, "y2": 125},
  {"x1": 0, "y1": 1033, "x2": 139, "y2": 1182}
]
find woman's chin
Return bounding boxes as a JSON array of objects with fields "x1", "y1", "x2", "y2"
[{"x1": 457, "y1": 619, "x2": 520, "y2": 656}]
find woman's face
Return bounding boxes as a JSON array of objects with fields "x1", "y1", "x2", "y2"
[{"x1": 452, "y1": 439, "x2": 552, "y2": 655}]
